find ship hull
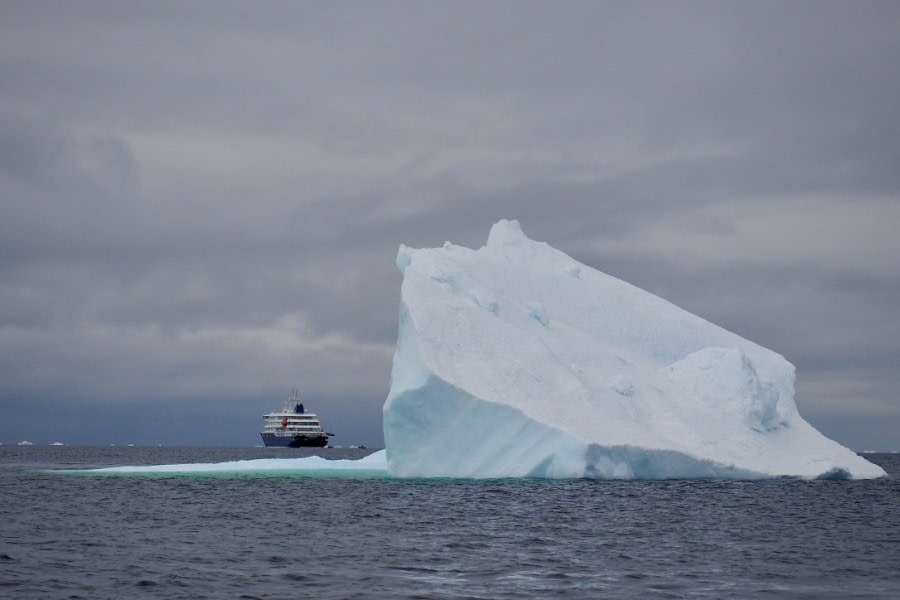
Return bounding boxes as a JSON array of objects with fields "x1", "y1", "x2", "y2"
[{"x1": 260, "y1": 432, "x2": 329, "y2": 448}]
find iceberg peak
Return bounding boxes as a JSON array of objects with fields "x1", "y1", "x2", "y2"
[
  {"x1": 383, "y1": 220, "x2": 885, "y2": 480},
  {"x1": 486, "y1": 218, "x2": 530, "y2": 248}
]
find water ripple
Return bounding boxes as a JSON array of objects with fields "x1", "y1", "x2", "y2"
[{"x1": 2, "y1": 447, "x2": 898, "y2": 599}]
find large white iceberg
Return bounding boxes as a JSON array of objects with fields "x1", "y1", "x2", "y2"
[{"x1": 383, "y1": 220, "x2": 885, "y2": 480}]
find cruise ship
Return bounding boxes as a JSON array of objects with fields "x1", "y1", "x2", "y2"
[{"x1": 260, "y1": 388, "x2": 334, "y2": 448}]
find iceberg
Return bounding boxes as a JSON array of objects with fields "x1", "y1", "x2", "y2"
[
  {"x1": 65, "y1": 450, "x2": 388, "y2": 477},
  {"x1": 383, "y1": 220, "x2": 885, "y2": 480}
]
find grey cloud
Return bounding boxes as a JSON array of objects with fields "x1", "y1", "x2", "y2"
[{"x1": 1, "y1": 2, "x2": 898, "y2": 449}]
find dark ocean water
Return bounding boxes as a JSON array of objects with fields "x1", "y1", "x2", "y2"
[{"x1": 1, "y1": 446, "x2": 898, "y2": 599}]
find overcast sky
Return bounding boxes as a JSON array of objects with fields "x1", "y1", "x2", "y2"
[{"x1": 1, "y1": 1, "x2": 898, "y2": 450}]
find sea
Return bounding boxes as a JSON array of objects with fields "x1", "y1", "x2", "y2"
[{"x1": 1, "y1": 446, "x2": 898, "y2": 599}]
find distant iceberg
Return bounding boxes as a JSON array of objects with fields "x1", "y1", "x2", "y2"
[{"x1": 383, "y1": 219, "x2": 885, "y2": 480}]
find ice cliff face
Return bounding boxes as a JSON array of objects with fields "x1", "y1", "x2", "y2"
[{"x1": 383, "y1": 220, "x2": 885, "y2": 480}]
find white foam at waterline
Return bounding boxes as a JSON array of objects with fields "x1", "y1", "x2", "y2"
[{"x1": 65, "y1": 450, "x2": 388, "y2": 476}]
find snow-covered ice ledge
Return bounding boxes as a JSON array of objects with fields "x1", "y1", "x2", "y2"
[{"x1": 383, "y1": 219, "x2": 885, "y2": 480}]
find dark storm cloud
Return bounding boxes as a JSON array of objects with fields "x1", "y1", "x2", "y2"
[{"x1": 1, "y1": 1, "x2": 898, "y2": 448}]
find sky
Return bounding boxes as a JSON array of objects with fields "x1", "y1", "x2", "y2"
[{"x1": 1, "y1": 1, "x2": 898, "y2": 450}]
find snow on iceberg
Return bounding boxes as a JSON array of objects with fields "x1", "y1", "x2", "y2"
[{"x1": 383, "y1": 219, "x2": 885, "y2": 480}]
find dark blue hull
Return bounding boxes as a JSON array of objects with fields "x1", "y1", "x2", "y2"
[{"x1": 260, "y1": 432, "x2": 329, "y2": 448}]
